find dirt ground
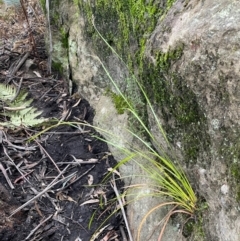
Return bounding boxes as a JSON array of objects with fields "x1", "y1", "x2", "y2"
[{"x1": 0, "y1": 1, "x2": 125, "y2": 241}]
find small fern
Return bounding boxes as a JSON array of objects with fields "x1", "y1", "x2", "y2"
[
  {"x1": 0, "y1": 84, "x2": 17, "y2": 101},
  {"x1": 0, "y1": 83, "x2": 48, "y2": 128}
]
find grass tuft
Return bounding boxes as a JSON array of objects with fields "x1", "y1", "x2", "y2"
[{"x1": 90, "y1": 18, "x2": 197, "y2": 240}]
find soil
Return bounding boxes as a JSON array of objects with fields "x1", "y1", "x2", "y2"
[{"x1": 0, "y1": 2, "x2": 125, "y2": 241}]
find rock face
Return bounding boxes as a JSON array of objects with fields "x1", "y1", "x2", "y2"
[
  {"x1": 147, "y1": 1, "x2": 240, "y2": 240},
  {"x1": 47, "y1": 0, "x2": 240, "y2": 240}
]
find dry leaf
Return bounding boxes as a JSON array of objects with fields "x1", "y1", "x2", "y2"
[
  {"x1": 56, "y1": 192, "x2": 76, "y2": 203},
  {"x1": 80, "y1": 199, "x2": 99, "y2": 206},
  {"x1": 107, "y1": 168, "x2": 121, "y2": 178},
  {"x1": 33, "y1": 70, "x2": 41, "y2": 77}
]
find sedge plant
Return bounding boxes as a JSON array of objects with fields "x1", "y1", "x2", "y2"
[{"x1": 89, "y1": 19, "x2": 197, "y2": 241}]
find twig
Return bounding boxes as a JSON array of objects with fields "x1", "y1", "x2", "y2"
[
  {"x1": 11, "y1": 77, "x2": 23, "y2": 102},
  {"x1": 71, "y1": 155, "x2": 99, "y2": 164},
  {"x1": 2, "y1": 132, "x2": 36, "y2": 151},
  {"x1": 111, "y1": 175, "x2": 133, "y2": 241},
  {"x1": 24, "y1": 214, "x2": 53, "y2": 240},
  {"x1": 9, "y1": 165, "x2": 74, "y2": 217},
  {"x1": 3, "y1": 146, "x2": 31, "y2": 185},
  {"x1": 57, "y1": 165, "x2": 96, "y2": 191},
  {"x1": 25, "y1": 129, "x2": 62, "y2": 175},
  {"x1": 8, "y1": 52, "x2": 30, "y2": 82},
  {"x1": 14, "y1": 170, "x2": 34, "y2": 184},
  {"x1": 20, "y1": 0, "x2": 37, "y2": 55},
  {"x1": 46, "y1": 0, "x2": 52, "y2": 73},
  {"x1": 0, "y1": 131, "x2": 14, "y2": 189},
  {"x1": 119, "y1": 225, "x2": 128, "y2": 241},
  {"x1": 0, "y1": 163, "x2": 14, "y2": 189}
]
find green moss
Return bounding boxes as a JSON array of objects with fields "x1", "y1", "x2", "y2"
[
  {"x1": 236, "y1": 186, "x2": 240, "y2": 202},
  {"x1": 49, "y1": 0, "x2": 212, "y2": 164},
  {"x1": 60, "y1": 27, "x2": 69, "y2": 49},
  {"x1": 73, "y1": 0, "x2": 79, "y2": 5},
  {"x1": 52, "y1": 61, "x2": 63, "y2": 74},
  {"x1": 167, "y1": 0, "x2": 176, "y2": 9},
  {"x1": 231, "y1": 163, "x2": 240, "y2": 202},
  {"x1": 77, "y1": 0, "x2": 173, "y2": 67},
  {"x1": 231, "y1": 163, "x2": 240, "y2": 180},
  {"x1": 74, "y1": 0, "x2": 210, "y2": 164},
  {"x1": 107, "y1": 90, "x2": 128, "y2": 114},
  {"x1": 218, "y1": 128, "x2": 240, "y2": 202},
  {"x1": 141, "y1": 45, "x2": 210, "y2": 164},
  {"x1": 39, "y1": 0, "x2": 46, "y2": 12},
  {"x1": 184, "y1": 212, "x2": 206, "y2": 241},
  {"x1": 74, "y1": 0, "x2": 175, "y2": 133}
]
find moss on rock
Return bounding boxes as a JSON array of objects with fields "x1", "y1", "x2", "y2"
[
  {"x1": 74, "y1": 0, "x2": 210, "y2": 164},
  {"x1": 142, "y1": 45, "x2": 210, "y2": 164}
]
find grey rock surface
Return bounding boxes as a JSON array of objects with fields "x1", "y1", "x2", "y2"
[
  {"x1": 48, "y1": 0, "x2": 240, "y2": 240},
  {"x1": 146, "y1": 0, "x2": 240, "y2": 240}
]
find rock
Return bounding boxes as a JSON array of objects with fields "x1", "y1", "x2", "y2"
[
  {"x1": 145, "y1": 0, "x2": 240, "y2": 240},
  {"x1": 47, "y1": 0, "x2": 240, "y2": 240},
  {"x1": 220, "y1": 184, "x2": 229, "y2": 195}
]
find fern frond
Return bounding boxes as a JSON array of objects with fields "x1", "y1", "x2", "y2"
[
  {"x1": 0, "y1": 84, "x2": 17, "y2": 101},
  {"x1": 0, "y1": 83, "x2": 48, "y2": 128}
]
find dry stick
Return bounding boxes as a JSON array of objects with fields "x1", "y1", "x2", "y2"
[
  {"x1": 24, "y1": 214, "x2": 53, "y2": 240},
  {"x1": 20, "y1": 0, "x2": 37, "y2": 55},
  {"x1": 57, "y1": 165, "x2": 96, "y2": 191},
  {"x1": 3, "y1": 146, "x2": 31, "y2": 185},
  {"x1": 71, "y1": 155, "x2": 99, "y2": 164},
  {"x1": 2, "y1": 131, "x2": 36, "y2": 151},
  {"x1": 25, "y1": 130, "x2": 62, "y2": 175},
  {"x1": 2, "y1": 138, "x2": 36, "y2": 151},
  {"x1": 14, "y1": 170, "x2": 34, "y2": 184},
  {"x1": 0, "y1": 163, "x2": 14, "y2": 189},
  {"x1": 35, "y1": 141, "x2": 62, "y2": 175},
  {"x1": 119, "y1": 225, "x2": 128, "y2": 241},
  {"x1": 111, "y1": 175, "x2": 134, "y2": 241},
  {"x1": 9, "y1": 165, "x2": 74, "y2": 217},
  {"x1": 46, "y1": 0, "x2": 52, "y2": 73},
  {"x1": 0, "y1": 131, "x2": 14, "y2": 189},
  {"x1": 8, "y1": 52, "x2": 30, "y2": 83},
  {"x1": 11, "y1": 76, "x2": 23, "y2": 102}
]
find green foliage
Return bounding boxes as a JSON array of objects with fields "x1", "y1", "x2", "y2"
[
  {"x1": 183, "y1": 208, "x2": 207, "y2": 241},
  {"x1": 39, "y1": 0, "x2": 46, "y2": 13},
  {"x1": 0, "y1": 83, "x2": 47, "y2": 128},
  {"x1": 77, "y1": 0, "x2": 170, "y2": 70},
  {"x1": 142, "y1": 47, "x2": 210, "y2": 164},
  {"x1": 60, "y1": 27, "x2": 69, "y2": 49},
  {"x1": 90, "y1": 25, "x2": 197, "y2": 240},
  {"x1": 230, "y1": 162, "x2": 240, "y2": 202},
  {"x1": 108, "y1": 91, "x2": 128, "y2": 114},
  {"x1": 76, "y1": 1, "x2": 209, "y2": 163},
  {"x1": 52, "y1": 61, "x2": 63, "y2": 74}
]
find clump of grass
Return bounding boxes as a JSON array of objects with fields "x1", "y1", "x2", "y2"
[{"x1": 91, "y1": 19, "x2": 197, "y2": 240}]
